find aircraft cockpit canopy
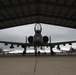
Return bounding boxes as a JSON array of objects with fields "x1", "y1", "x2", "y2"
[{"x1": 34, "y1": 23, "x2": 42, "y2": 32}]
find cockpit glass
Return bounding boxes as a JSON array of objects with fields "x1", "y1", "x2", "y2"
[{"x1": 35, "y1": 23, "x2": 40, "y2": 30}]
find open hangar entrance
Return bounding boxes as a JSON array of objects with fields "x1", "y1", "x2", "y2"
[{"x1": 0, "y1": 0, "x2": 76, "y2": 55}]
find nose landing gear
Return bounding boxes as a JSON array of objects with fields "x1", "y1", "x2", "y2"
[{"x1": 34, "y1": 47, "x2": 37, "y2": 56}]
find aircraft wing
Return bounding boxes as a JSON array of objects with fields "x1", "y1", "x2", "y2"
[
  {"x1": 51, "y1": 41, "x2": 76, "y2": 46},
  {"x1": 0, "y1": 40, "x2": 76, "y2": 48},
  {"x1": 0, "y1": 41, "x2": 35, "y2": 47},
  {"x1": 0, "y1": 41, "x2": 25, "y2": 45},
  {"x1": 41, "y1": 40, "x2": 76, "y2": 47}
]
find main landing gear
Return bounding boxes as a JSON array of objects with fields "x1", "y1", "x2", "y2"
[
  {"x1": 22, "y1": 47, "x2": 26, "y2": 55},
  {"x1": 50, "y1": 46, "x2": 55, "y2": 55}
]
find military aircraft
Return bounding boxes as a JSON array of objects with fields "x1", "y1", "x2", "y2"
[
  {"x1": 0, "y1": 47, "x2": 14, "y2": 55},
  {"x1": 0, "y1": 23, "x2": 76, "y2": 56},
  {"x1": 66, "y1": 47, "x2": 76, "y2": 54},
  {"x1": 57, "y1": 45, "x2": 76, "y2": 54}
]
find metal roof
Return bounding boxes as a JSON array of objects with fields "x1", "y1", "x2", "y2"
[{"x1": 0, "y1": 0, "x2": 76, "y2": 29}]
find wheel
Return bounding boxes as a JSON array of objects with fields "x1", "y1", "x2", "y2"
[
  {"x1": 22, "y1": 51, "x2": 25, "y2": 55},
  {"x1": 35, "y1": 51, "x2": 37, "y2": 56},
  {"x1": 51, "y1": 50, "x2": 55, "y2": 55},
  {"x1": 38, "y1": 51, "x2": 40, "y2": 55},
  {"x1": 34, "y1": 47, "x2": 37, "y2": 56}
]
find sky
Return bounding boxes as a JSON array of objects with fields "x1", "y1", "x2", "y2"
[{"x1": 0, "y1": 23, "x2": 76, "y2": 53}]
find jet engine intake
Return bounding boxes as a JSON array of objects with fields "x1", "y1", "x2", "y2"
[
  {"x1": 43, "y1": 36, "x2": 49, "y2": 43},
  {"x1": 28, "y1": 36, "x2": 33, "y2": 43}
]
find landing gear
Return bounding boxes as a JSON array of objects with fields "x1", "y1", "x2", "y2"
[
  {"x1": 35, "y1": 50, "x2": 37, "y2": 56},
  {"x1": 23, "y1": 50, "x2": 26, "y2": 55},
  {"x1": 22, "y1": 47, "x2": 26, "y2": 55},
  {"x1": 50, "y1": 46, "x2": 55, "y2": 55},
  {"x1": 34, "y1": 47, "x2": 37, "y2": 56},
  {"x1": 51, "y1": 50, "x2": 55, "y2": 55},
  {"x1": 38, "y1": 51, "x2": 40, "y2": 55}
]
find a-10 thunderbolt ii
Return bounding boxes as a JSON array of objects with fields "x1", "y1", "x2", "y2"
[{"x1": 0, "y1": 23, "x2": 76, "y2": 56}]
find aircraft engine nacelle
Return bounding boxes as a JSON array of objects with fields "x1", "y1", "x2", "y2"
[
  {"x1": 28, "y1": 36, "x2": 33, "y2": 43},
  {"x1": 43, "y1": 36, "x2": 49, "y2": 43}
]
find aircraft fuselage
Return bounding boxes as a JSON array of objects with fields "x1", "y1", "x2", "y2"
[
  {"x1": 28, "y1": 23, "x2": 49, "y2": 45},
  {"x1": 33, "y1": 30, "x2": 43, "y2": 44}
]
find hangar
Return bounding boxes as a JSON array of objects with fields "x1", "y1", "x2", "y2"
[{"x1": 0, "y1": 0, "x2": 76, "y2": 29}]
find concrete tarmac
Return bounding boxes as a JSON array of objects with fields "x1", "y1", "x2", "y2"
[{"x1": 0, "y1": 55, "x2": 76, "y2": 75}]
